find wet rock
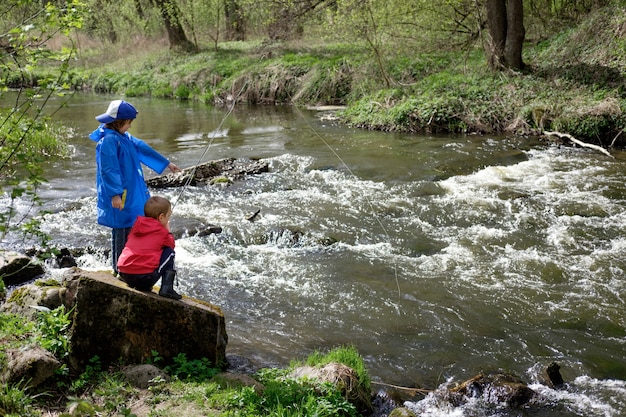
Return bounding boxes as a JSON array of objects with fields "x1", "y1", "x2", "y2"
[
  {"x1": 263, "y1": 228, "x2": 304, "y2": 246},
  {"x1": 121, "y1": 364, "x2": 170, "y2": 389},
  {"x1": 1, "y1": 346, "x2": 61, "y2": 388},
  {"x1": 447, "y1": 372, "x2": 536, "y2": 407},
  {"x1": 388, "y1": 407, "x2": 417, "y2": 417},
  {"x1": 246, "y1": 209, "x2": 261, "y2": 222},
  {"x1": 170, "y1": 217, "x2": 222, "y2": 239},
  {"x1": 225, "y1": 354, "x2": 263, "y2": 374},
  {"x1": 0, "y1": 250, "x2": 45, "y2": 286},
  {"x1": 290, "y1": 362, "x2": 373, "y2": 414},
  {"x1": 22, "y1": 247, "x2": 79, "y2": 270},
  {"x1": 146, "y1": 157, "x2": 269, "y2": 189},
  {"x1": 544, "y1": 362, "x2": 565, "y2": 389},
  {"x1": 371, "y1": 389, "x2": 402, "y2": 417}
]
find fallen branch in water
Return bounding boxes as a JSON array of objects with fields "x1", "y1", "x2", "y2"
[{"x1": 543, "y1": 130, "x2": 613, "y2": 158}]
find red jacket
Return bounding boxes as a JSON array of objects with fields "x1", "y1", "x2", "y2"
[{"x1": 117, "y1": 216, "x2": 175, "y2": 274}]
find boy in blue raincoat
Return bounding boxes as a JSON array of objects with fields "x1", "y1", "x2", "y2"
[{"x1": 89, "y1": 100, "x2": 181, "y2": 274}]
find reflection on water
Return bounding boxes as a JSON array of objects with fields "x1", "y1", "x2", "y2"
[{"x1": 2, "y1": 93, "x2": 626, "y2": 416}]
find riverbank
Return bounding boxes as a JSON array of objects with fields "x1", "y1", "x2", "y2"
[
  {"x1": 36, "y1": 3, "x2": 625, "y2": 147},
  {"x1": 0, "y1": 266, "x2": 381, "y2": 417}
]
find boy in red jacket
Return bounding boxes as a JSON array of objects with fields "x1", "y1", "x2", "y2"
[{"x1": 117, "y1": 196, "x2": 182, "y2": 300}]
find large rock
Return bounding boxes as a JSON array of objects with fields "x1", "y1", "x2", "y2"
[
  {"x1": 146, "y1": 157, "x2": 269, "y2": 188},
  {"x1": 446, "y1": 372, "x2": 536, "y2": 407},
  {"x1": 121, "y1": 364, "x2": 171, "y2": 389},
  {"x1": 291, "y1": 362, "x2": 373, "y2": 414},
  {"x1": 1, "y1": 346, "x2": 61, "y2": 388},
  {"x1": 0, "y1": 280, "x2": 68, "y2": 320},
  {"x1": 0, "y1": 250, "x2": 45, "y2": 286},
  {"x1": 61, "y1": 268, "x2": 228, "y2": 372}
]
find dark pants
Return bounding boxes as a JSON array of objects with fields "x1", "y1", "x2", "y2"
[
  {"x1": 111, "y1": 227, "x2": 132, "y2": 274},
  {"x1": 119, "y1": 247, "x2": 175, "y2": 291}
]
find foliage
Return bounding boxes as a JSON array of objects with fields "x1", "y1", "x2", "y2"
[
  {"x1": 34, "y1": 305, "x2": 73, "y2": 359},
  {"x1": 92, "y1": 373, "x2": 138, "y2": 416},
  {"x1": 0, "y1": 312, "x2": 36, "y2": 357},
  {"x1": 70, "y1": 355, "x2": 102, "y2": 393},
  {"x1": 0, "y1": 0, "x2": 83, "y2": 246},
  {"x1": 60, "y1": 396, "x2": 103, "y2": 417},
  {"x1": 164, "y1": 352, "x2": 220, "y2": 382},
  {"x1": 0, "y1": 108, "x2": 71, "y2": 245},
  {"x1": 217, "y1": 346, "x2": 368, "y2": 417},
  {"x1": 226, "y1": 367, "x2": 357, "y2": 417},
  {"x1": 0, "y1": 306, "x2": 72, "y2": 376},
  {"x1": 0, "y1": 381, "x2": 39, "y2": 417}
]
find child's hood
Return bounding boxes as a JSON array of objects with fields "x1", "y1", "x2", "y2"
[
  {"x1": 132, "y1": 216, "x2": 164, "y2": 236},
  {"x1": 89, "y1": 125, "x2": 129, "y2": 142},
  {"x1": 89, "y1": 125, "x2": 106, "y2": 142}
]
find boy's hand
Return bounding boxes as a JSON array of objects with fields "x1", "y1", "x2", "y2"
[
  {"x1": 168, "y1": 162, "x2": 182, "y2": 173},
  {"x1": 111, "y1": 194, "x2": 123, "y2": 210}
]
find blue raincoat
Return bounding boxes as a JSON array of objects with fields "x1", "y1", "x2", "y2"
[{"x1": 89, "y1": 125, "x2": 170, "y2": 229}]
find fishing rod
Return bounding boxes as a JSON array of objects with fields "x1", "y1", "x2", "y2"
[{"x1": 170, "y1": 81, "x2": 249, "y2": 211}]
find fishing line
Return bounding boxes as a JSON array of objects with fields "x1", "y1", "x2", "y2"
[
  {"x1": 291, "y1": 104, "x2": 403, "y2": 301},
  {"x1": 170, "y1": 81, "x2": 248, "y2": 211}
]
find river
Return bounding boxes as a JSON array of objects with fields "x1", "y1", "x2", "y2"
[{"x1": 2, "y1": 93, "x2": 625, "y2": 416}]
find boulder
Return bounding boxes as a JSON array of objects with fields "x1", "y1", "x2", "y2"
[
  {"x1": 0, "y1": 280, "x2": 67, "y2": 320},
  {"x1": 1, "y1": 346, "x2": 61, "y2": 388},
  {"x1": 389, "y1": 408, "x2": 417, "y2": 417},
  {"x1": 447, "y1": 372, "x2": 536, "y2": 407},
  {"x1": 146, "y1": 157, "x2": 269, "y2": 189},
  {"x1": 61, "y1": 268, "x2": 228, "y2": 372},
  {"x1": 0, "y1": 250, "x2": 45, "y2": 286},
  {"x1": 169, "y1": 217, "x2": 223, "y2": 239},
  {"x1": 211, "y1": 372, "x2": 265, "y2": 395},
  {"x1": 544, "y1": 362, "x2": 565, "y2": 389},
  {"x1": 121, "y1": 364, "x2": 171, "y2": 389},
  {"x1": 290, "y1": 362, "x2": 372, "y2": 414}
]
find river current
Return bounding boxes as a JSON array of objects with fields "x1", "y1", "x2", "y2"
[{"x1": 2, "y1": 93, "x2": 625, "y2": 416}]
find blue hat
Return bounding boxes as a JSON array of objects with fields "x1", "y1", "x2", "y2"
[{"x1": 95, "y1": 100, "x2": 138, "y2": 123}]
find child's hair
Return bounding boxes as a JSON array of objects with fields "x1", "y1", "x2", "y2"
[
  {"x1": 106, "y1": 119, "x2": 130, "y2": 132},
  {"x1": 144, "y1": 196, "x2": 171, "y2": 219}
]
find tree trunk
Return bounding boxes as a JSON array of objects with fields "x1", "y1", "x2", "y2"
[
  {"x1": 504, "y1": 0, "x2": 525, "y2": 69},
  {"x1": 485, "y1": 0, "x2": 525, "y2": 71},
  {"x1": 486, "y1": 0, "x2": 507, "y2": 70},
  {"x1": 151, "y1": 0, "x2": 198, "y2": 52},
  {"x1": 224, "y1": 0, "x2": 245, "y2": 41}
]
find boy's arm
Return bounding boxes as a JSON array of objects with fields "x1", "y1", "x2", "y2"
[
  {"x1": 163, "y1": 229, "x2": 175, "y2": 249},
  {"x1": 127, "y1": 133, "x2": 170, "y2": 174}
]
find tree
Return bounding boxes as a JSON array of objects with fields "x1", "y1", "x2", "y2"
[
  {"x1": 150, "y1": 0, "x2": 198, "y2": 52},
  {"x1": 485, "y1": 0, "x2": 525, "y2": 70},
  {"x1": 0, "y1": 0, "x2": 82, "y2": 245},
  {"x1": 264, "y1": 0, "x2": 335, "y2": 40},
  {"x1": 224, "y1": 0, "x2": 245, "y2": 41}
]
